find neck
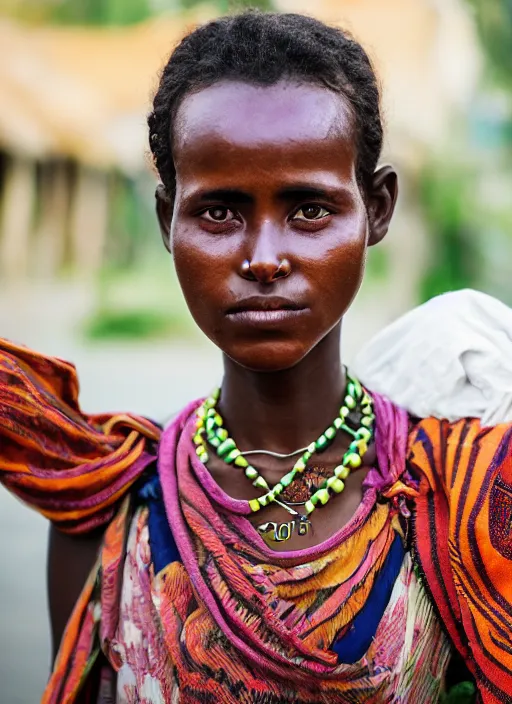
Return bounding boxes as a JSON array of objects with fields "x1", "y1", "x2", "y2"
[{"x1": 218, "y1": 324, "x2": 345, "y2": 454}]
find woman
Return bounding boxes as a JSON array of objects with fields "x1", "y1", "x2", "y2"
[{"x1": 1, "y1": 11, "x2": 511, "y2": 703}]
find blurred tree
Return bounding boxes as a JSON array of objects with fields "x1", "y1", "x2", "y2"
[
  {"x1": 51, "y1": 0, "x2": 153, "y2": 25},
  {"x1": 466, "y1": 0, "x2": 512, "y2": 89},
  {"x1": 419, "y1": 162, "x2": 479, "y2": 302},
  {"x1": 417, "y1": 1, "x2": 512, "y2": 305},
  {"x1": 1, "y1": 0, "x2": 153, "y2": 25},
  {"x1": 4, "y1": 0, "x2": 273, "y2": 25}
]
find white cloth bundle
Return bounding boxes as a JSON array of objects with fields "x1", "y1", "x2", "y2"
[{"x1": 351, "y1": 289, "x2": 512, "y2": 426}]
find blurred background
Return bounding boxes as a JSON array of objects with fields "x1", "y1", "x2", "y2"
[{"x1": 1, "y1": 0, "x2": 512, "y2": 701}]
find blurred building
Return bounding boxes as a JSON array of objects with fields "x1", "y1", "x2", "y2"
[
  {"x1": 277, "y1": 0, "x2": 480, "y2": 157},
  {"x1": 0, "y1": 10, "x2": 214, "y2": 279},
  {"x1": 0, "y1": 0, "x2": 480, "y2": 303}
]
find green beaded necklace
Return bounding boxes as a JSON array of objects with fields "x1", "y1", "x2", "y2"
[{"x1": 193, "y1": 374, "x2": 375, "y2": 522}]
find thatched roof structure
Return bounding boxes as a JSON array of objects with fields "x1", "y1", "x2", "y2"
[
  {"x1": 0, "y1": 0, "x2": 479, "y2": 173},
  {"x1": 0, "y1": 9, "x2": 215, "y2": 173}
]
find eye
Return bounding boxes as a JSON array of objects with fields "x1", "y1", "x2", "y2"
[
  {"x1": 201, "y1": 207, "x2": 236, "y2": 223},
  {"x1": 292, "y1": 205, "x2": 331, "y2": 221}
]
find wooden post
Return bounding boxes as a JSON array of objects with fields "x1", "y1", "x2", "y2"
[
  {"x1": 69, "y1": 165, "x2": 108, "y2": 278},
  {"x1": 0, "y1": 156, "x2": 35, "y2": 280},
  {"x1": 34, "y1": 161, "x2": 69, "y2": 278}
]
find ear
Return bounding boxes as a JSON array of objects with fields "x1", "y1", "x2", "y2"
[
  {"x1": 366, "y1": 165, "x2": 398, "y2": 246},
  {"x1": 155, "y1": 184, "x2": 173, "y2": 253}
]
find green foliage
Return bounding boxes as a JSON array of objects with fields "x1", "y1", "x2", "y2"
[
  {"x1": 84, "y1": 308, "x2": 183, "y2": 340},
  {"x1": 440, "y1": 681, "x2": 476, "y2": 704},
  {"x1": 419, "y1": 149, "x2": 512, "y2": 305},
  {"x1": 366, "y1": 245, "x2": 390, "y2": 282},
  {"x1": 3, "y1": 0, "x2": 154, "y2": 25},
  {"x1": 50, "y1": 0, "x2": 153, "y2": 25},
  {"x1": 466, "y1": 0, "x2": 512, "y2": 89},
  {"x1": 83, "y1": 257, "x2": 195, "y2": 341},
  {"x1": 7, "y1": 0, "x2": 274, "y2": 25},
  {"x1": 227, "y1": 0, "x2": 274, "y2": 10},
  {"x1": 419, "y1": 162, "x2": 479, "y2": 302},
  {"x1": 106, "y1": 174, "x2": 157, "y2": 268}
]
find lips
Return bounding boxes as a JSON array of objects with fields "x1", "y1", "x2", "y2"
[
  {"x1": 227, "y1": 296, "x2": 304, "y2": 314},
  {"x1": 226, "y1": 296, "x2": 307, "y2": 326}
]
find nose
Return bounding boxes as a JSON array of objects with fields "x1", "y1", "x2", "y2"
[
  {"x1": 241, "y1": 258, "x2": 291, "y2": 283},
  {"x1": 240, "y1": 222, "x2": 291, "y2": 284}
]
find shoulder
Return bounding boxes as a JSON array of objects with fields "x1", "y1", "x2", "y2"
[
  {"x1": 408, "y1": 416, "x2": 512, "y2": 457},
  {"x1": 353, "y1": 289, "x2": 512, "y2": 426},
  {"x1": 408, "y1": 416, "x2": 512, "y2": 500},
  {"x1": 410, "y1": 416, "x2": 512, "y2": 698}
]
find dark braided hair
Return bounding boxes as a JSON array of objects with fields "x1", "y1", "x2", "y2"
[{"x1": 148, "y1": 11, "x2": 383, "y2": 201}]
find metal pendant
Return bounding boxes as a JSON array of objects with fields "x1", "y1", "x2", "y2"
[{"x1": 257, "y1": 515, "x2": 311, "y2": 546}]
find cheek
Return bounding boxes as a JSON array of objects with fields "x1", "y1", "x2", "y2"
[
  {"x1": 308, "y1": 228, "x2": 368, "y2": 318},
  {"x1": 171, "y1": 226, "x2": 233, "y2": 328},
  {"x1": 173, "y1": 231, "x2": 209, "y2": 302}
]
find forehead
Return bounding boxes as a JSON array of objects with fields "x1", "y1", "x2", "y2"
[{"x1": 173, "y1": 80, "x2": 356, "y2": 164}]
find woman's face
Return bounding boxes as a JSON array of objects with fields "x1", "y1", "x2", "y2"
[{"x1": 157, "y1": 80, "x2": 397, "y2": 372}]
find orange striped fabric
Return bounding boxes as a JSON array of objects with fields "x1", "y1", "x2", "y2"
[
  {"x1": 0, "y1": 338, "x2": 160, "y2": 533},
  {"x1": 410, "y1": 418, "x2": 512, "y2": 704}
]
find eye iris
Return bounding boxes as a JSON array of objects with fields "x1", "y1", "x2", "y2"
[
  {"x1": 210, "y1": 208, "x2": 227, "y2": 221},
  {"x1": 303, "y1": 205, "x2": 322, "y2": 219}
]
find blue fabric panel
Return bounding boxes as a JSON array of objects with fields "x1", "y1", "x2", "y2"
[
  {"x1": 138, "y1": 473, "x2": 181, "y2": 572},
  {"x1": 332, "y1": 533, "x2": 405, "y2": 664}
]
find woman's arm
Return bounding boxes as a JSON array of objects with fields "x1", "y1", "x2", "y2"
[{"x1": 47, "y1": 525, "x2": 104, "y2": 662}]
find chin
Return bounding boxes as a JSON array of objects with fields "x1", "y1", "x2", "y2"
[{"x1": 224, "y1": 339, "x2": 311, "y2": 373}]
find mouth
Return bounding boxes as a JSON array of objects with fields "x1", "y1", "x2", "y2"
[{"x1": 226, "y1": 296, "x2": 307, "y2": 326}]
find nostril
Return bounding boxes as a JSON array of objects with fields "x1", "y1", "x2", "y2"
[
  {"x1": 240, "y1": 260, "x2": 257, "y2": 281},
  {"x1": 275, "y1": 259, "x2": 291, "y2": 279}
]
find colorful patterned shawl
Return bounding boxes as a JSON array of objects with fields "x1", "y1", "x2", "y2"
[
  {"x1": 1, "y1": 339, "x2": 511, "y2": 702},
  {"x1": 45, "y1": 398, "x2": 453, "y2": 704}
]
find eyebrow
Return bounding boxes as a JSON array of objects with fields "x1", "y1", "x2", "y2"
[
  {"x1": 193, "y1": 185, "x2": 341, "y2": 203},
  {"x1": 195, "y1": 189, "x2": 253, "y2": 204}
]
